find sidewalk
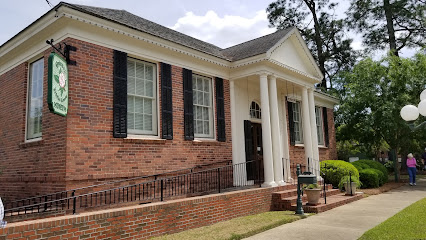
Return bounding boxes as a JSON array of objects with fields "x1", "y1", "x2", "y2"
[{"x1": 245, "y1": 178, "x2": 426, "y2": 240}]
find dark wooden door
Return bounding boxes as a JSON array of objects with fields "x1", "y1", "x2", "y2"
[{"x1": 244, "y1": 121, "x2": 264, "y2": 181}]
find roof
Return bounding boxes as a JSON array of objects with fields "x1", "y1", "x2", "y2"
[{"x1": 60, "y1": 2, "x2": 294, "y2": 62}]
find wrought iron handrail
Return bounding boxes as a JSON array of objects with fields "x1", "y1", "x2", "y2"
[
  {"x1": 5, "y1": 159, "x2": 232, "y2": 209},
  {"x1": 5, "y1": 159, "x2": 263, "y2": 218}
]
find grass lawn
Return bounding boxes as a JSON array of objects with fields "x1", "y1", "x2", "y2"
[
  {"x1": 359, "y1": 197, "x2": 426, "y2": 240},
  {"x1": 152, "y1": 211, "x2": 304, "y2": 240}
]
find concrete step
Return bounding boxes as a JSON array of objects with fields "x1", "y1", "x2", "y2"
[
  {"x1": 272, "y1": 188, "x2": 342, "y2": 210},
  {"x1": 288, "y1": 193, "x2": 364, "y2": 213}
]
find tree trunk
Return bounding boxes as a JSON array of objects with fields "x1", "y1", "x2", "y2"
[
  {"x1": 383, "y1": 0, "x2": 399, "y2": 56},
  {"x1": 305, "y1": 0, "x2": 327, "y2": 89}
]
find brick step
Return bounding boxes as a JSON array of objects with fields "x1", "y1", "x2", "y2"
[
  {"x1": 272, "y1": 188, "x2": 341, "y2": 210},
  {"x1": 272, "y1": 184, "x2": 333, "y2": 199},
  {"x1": 288, "y1": 193, "x2": 364, "y2": 213}
]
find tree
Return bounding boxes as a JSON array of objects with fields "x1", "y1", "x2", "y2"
[
  {"x1": 347, "y1": 0, "x2": 426, "y2": 57},
  {"x1": 336, "y1": 52, "x2": 426, "y2": 180},
  {"x1": 267, "y1": 0, "x2": 358, "y2": 89}
]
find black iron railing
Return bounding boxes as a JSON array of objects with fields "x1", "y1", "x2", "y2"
[
  {"x1": 5, "y1": 160, "x2": 263, "y2": 217},
  {"x1": 5, "y1": 159, "x2": 232, "y2": 210}
]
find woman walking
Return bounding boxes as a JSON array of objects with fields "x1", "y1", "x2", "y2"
[{"x1": 406, "y1": 153, "x2": 417, "y2": 186}]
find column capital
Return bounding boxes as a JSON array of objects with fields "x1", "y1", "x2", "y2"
[
  {"x1": 258, "y1": 71, "x2": 269, "y2": 78},
  {"x1": 268, "y1": 74, "x2": 276, "y2": 81}
]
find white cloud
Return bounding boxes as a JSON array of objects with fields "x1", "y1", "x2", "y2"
[
  {"x1": 350, "y1": 41, "x2": 364, "y2": 50},
  {"x1": 169, "y1": 10, "x2": 275, "y2": 48}
]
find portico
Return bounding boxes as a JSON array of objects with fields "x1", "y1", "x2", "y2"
[{"x1": 227, "y1": 27, "x2": 335, "y2": 187}]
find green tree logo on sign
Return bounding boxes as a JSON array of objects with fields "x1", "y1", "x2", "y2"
[{"x1": 48, "y1": 52, "x2": 69, "y2": 116}]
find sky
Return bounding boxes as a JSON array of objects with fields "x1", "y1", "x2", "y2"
[{"x1": 0, "y1": 0, "x2": 418, "y2": 58}]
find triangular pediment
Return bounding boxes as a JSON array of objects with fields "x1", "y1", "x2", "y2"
[{"x1": 267, "y1": 29, "x2": 323, "y2": 80}]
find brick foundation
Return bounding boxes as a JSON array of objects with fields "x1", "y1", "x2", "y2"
[{"x1": 0, "y1": 185, "x2": 287, "y2": 240}]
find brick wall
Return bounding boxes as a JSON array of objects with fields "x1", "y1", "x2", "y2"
[
  {"x1": 0, "y1": 37, "x2": 233, "y2": 201},
  {"x1": 0, "y1": 51, "x2": 67, "y2": 202},
  {"x1": 64, "y1": 38, "x2": 232, "y2": 190},
  {"x1": 0, "y1": 185, "x2": 287, "y2": 240}
]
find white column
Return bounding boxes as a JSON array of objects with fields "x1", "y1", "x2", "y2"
[
  {"x1": 301, "y1": 87, "x2": 314, "y2": 171},
  {"x1": 259, "y1": 73, "x2": 277, "y2": 187},
  {"x1": 308, "y1": 88, "x2": 320, "y2": 177},
  {"x1": 230, "y1": 80, "x2": 238, "y2": 165},
  {"x1": 268, "y1": 75, "x2": 285, "y2": 186},
  {"x1": 281, "y1": 94, "x2": 292, "y2": 182}
]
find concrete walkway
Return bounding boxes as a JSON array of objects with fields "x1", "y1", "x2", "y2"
[{"x1": 246, "y1": 178, "x2": 426, "y2": 240}]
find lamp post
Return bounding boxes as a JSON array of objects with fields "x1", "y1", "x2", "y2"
[{"x1": 397, "y1": 89, "x2": 426, "y2": 182}]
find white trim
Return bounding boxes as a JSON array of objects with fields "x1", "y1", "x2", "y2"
[{"x1": 126, "y1": 134, "x2": 161, "y2": 140}]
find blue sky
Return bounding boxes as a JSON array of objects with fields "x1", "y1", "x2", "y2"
[{"x1": 0, "y1": 0, "x2": 418, "y2": 57}]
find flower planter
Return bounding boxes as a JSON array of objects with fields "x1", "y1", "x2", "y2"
[
  {"x1": 344, "y1": 182, "x2": 357, "y2": 195},
  {"x1": 305, "y1": 188, "x2": 321, "y2": 205}
]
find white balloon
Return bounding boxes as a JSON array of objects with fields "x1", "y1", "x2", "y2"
[
  {"x1": 400, "y1": 105, "x2": 419, "y2": 121},
  {"x1": 418, "y1": 99, "x2": 426, "y2": 117},
  {"x1": 421, "y1": 89, "x2": 426, "y2": 101}
]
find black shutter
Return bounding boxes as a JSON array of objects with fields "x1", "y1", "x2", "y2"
[
  {"x1": 287, "y1": 99, "x2": 295, "y2": 146},
  {"x1": 183, "y1": 68, "x2": 194, "y2": 140},
  {"x1": 161, "y1": 63, "x2": 173, "y2": 140},
  {"x1": 244, "y1": 120, "x2": 254, "y2": 180},
  {"x1": 216, "y1": 77, "x2": 226, "y2": 142},
  {"x1": 323, "y1": 107, "x2": 329, "y2": 147},
  {"x1": 113, "y1": 50, "x2": 127, "y2": 138}
]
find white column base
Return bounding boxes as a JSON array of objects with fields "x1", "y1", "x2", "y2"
[
  {"x1": 262, "y1": 181, "x2": 278, "y2": 188},
  {"x1": 276, "y1": 180, "x2": 287, "y2": 186}
]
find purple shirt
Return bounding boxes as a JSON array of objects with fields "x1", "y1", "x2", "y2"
[{"x1": 407, "y1": 158, "x2": 417, "y2": 168}]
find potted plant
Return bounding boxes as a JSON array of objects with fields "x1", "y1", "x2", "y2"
[
  {"x1": 304, "y1": 183, "x2": 321, "y2": 205},
  {"x1": 338, "y1": 175, "x2": 361, "y2": 195}
]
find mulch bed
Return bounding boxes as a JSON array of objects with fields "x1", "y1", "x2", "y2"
[{"x1": 361, "y1": 180, "x2": 407, "y2": 195}]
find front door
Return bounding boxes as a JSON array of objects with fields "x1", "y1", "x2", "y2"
[{"x1": 244, "y1": 120, "x2": 264, "y2": 182}]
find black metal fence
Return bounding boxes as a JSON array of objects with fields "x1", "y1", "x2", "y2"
[
  {"x1": 5, "y1": 160, "x2": 263, "y2": 217},
  {"x1": 5, "y1": 159, "x2": 232, "y2": 211}
]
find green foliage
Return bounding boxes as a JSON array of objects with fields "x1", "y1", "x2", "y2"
[
  {"x1": 359, "y1": 169, "x2": 380, "y2": 189},
  {"x1": 335, "y1": 53, "x2": 426, "y2": 177},
  {"x1": 304, "y1": 183, "x2": 320, "y2": 189},
  {"x1": 351, "y1": 161, "x2": 370, "y2": 171},
  {"x1": 338, "y1": 175, "x2": 362, "y2": 190},
  {"x1": 320, "y1": 160, "x2": 359, "y2": 188},
  {"x1": 266, "y1": 0, "x2": 358, "y2": 88},
  {"x1": 384, "y1": 161, "x2": 394, "y2": 173},
  {"x1": 347, "y1": 0, "x2": 425, "y2": 56},
  {"x1": 356, "y1": 160, "x2": 388, "y2": 185}
]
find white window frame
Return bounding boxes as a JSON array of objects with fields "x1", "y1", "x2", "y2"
[
  {"x1": 26, "y1": 58, "x2": 44, "y2": 141},
  {"x1": 293, "y1": 101, "x2": 303, "y2": 144},
  {"x1": 192, "y1": 74, "x2": 214, "y2": 139},
  {"x1": 315, "y1": 106, "x2": 325, "y2": 146},
  {"x1": 126, "y1": 58, "x2": 158, "y2": 136},
  {"x1": 250, "y1": 101, "x2": 261, "y2": 120}
]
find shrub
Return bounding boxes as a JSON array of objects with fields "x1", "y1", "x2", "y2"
[
  {"x1": 320, "y1": 160, "x2": 359, "y2": 188},
  {"x1": 371, "y1": 169, "x2": 385, "y2": 186},
  {"x1": 384, "y1": 161, "x2": 394, "y2": 173},
  {"x1": 356, "y1": 160, "x2": 388, "y2": 184},
  {"x1": 359, "y1": 169, "x2": 380, "y2": 188},
  {"x1": 351, "y1": 161, "x2": 370, "y2": 171},
  {"x1": 338, "y1": 175, "x2": 362, "y2": 190}
]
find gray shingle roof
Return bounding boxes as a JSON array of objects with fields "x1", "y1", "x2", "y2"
[{"x1": 61, "y1": 2, "x2": 293, "y2": 62}]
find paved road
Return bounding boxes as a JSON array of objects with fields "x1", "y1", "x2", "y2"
[{"x1": 245, "y1": 178, "x2": 426, "y2": 240}]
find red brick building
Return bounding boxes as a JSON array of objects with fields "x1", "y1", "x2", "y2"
[{"x1": 0, "y1": 2, "x2": 338, "y2": 201}]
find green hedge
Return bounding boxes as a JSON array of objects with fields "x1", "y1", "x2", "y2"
[
  {"x1": 354, "y1": 160, "x2": 388, "y2": 185},
  {"x1": 320, "y1": 160, "x2": 359, "y2": 188},
  {"x1": 352, "y1": 161, "x2": 371, "y2": 171},
  {"x1": 359, "y1": 169, "x2": 380, "y2": 188}
]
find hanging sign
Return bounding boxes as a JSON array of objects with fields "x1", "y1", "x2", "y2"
[{"x1": 48, "y1": 52, "x2": 69, "y2": 116}]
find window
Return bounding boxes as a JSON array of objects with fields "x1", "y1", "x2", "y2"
[
  {"x1": 315, "y1": 106, "x2": 324, "y2": 145},
  {"x1": 293, "y1": 102, "x2": 303, "y2": 144},
  {"x1": 127, "y1": 58, "x2": 157, "y2": 135},
  {"x1": 250, "y1": 101, "x2": 261, "y2": 119},
  {"x1": 192, "y1": 74, "x2": 213, "y2": 138},
  {"x1": 27, "y1": 58, "x2": 44, "y2": 140}
]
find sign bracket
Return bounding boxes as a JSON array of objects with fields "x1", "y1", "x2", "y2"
[{"x1": 46, "y1": 39, "x2": 77, "y2": 65}]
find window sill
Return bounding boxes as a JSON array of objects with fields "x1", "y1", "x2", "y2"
[
  {"x1": 192, "y1": 139, "x2": 222, "y2": 146},
  {"x1": 123, "y1": 138, "x2": 166, "y2": 144},
  {"x1": 20, "y1": 139, "x2": 44, "y2": 148},
  {"x1": 318, "y1": 145, "x2": 328, "y2": 149},
  {"x1": 294, "y1": 144, "x2": 304, "y2": 148}
]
